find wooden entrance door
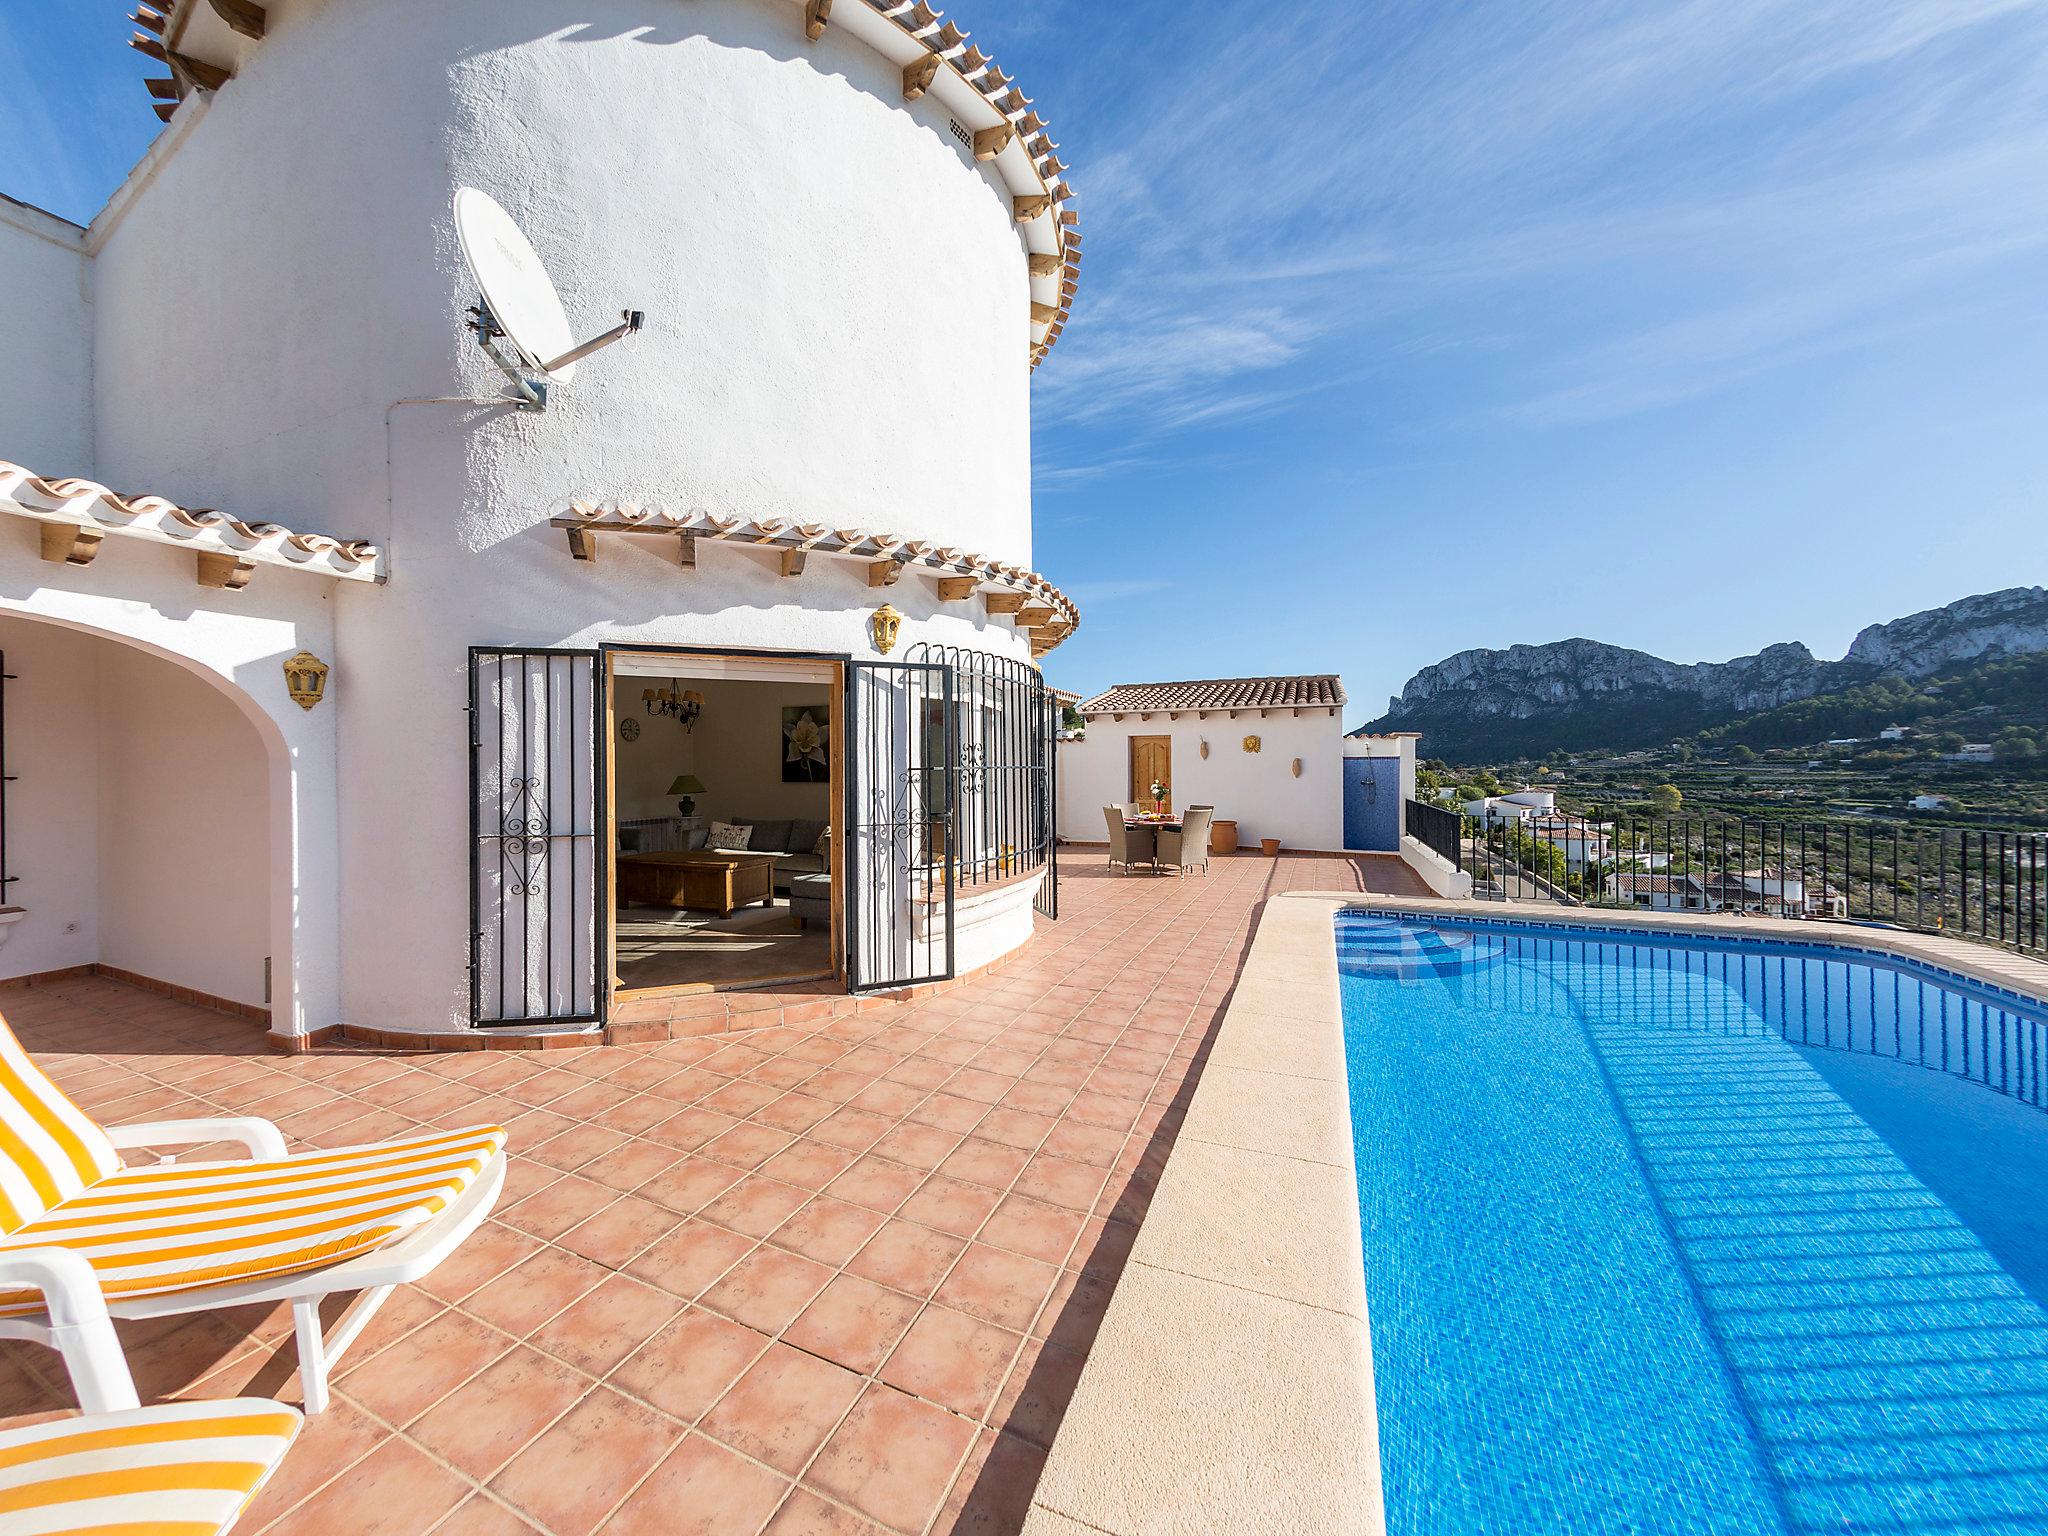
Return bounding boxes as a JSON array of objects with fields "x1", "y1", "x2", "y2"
[{"x1": 1129, "y1": 735, "x2": 1171, "y2": 813}]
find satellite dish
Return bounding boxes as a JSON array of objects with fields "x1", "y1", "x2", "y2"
[{"x1": 453, "y1": 187, "x2": 580, "y2": 381}]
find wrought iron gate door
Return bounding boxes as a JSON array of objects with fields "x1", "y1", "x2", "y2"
[
  {"x1": 845, "y1": 660, "x2": 957, "y2": 991},
  {"x1": 469, "y1": 649, "x2": 603, "y2": 1026}
]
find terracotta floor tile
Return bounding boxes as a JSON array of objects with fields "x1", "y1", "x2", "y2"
[
  {"x1": 430, "y1": 1493, "x2": 550, "y2": 1535},
  {"x1": 501, "y1": 1173, "x2": 619, "y2": 1241},
  {"x1": 341, "y1": 1309, "x2": 512, "y2": 1426},
  {"x1": 761, "y1": 1487, "x2": 890, "y2": 1534},
  {"x1": 936, "y1": 1138, "x2": 1031, "y2": 1191},
  {"x1": 533, "y1": 1273, "x2": 686, "y2": 1377},
  {"x1": 978, "y1": 1194, "x2": 1086, "y2": 1268},
  {"x1": 878, "y1": 1305, "x2": 1022, "y2": 1421},
  {"x1": 824, "y1": 1156, "x2": 923, "y2": 1215},
  {"x1": 987, "y1": 1337, "x2": 1087, "y2": 1451},
  {"x1": 558, "y1": 1193, "x2": 686, "y2": 1267},
  {"x1": 636, "y1": 1154, "x2": 748, "y2": 1216},
  {"x1": 489, "y1": 1386, "x2": 680, "y2": 1536},
  {"x1": 1036, "y1": 1119, "x2": 1126, "y2": 1169},
  {"x1": 934, "y1": 1245, "x2": 1059, "y2": 1335},
  {"x1": 933, "y1": 1430, "x2": 1047, "y2": 1536},
  {"x1": 897, "y1": 1174, "x2": 1003, "y2": 1240},
  {"x1": 804, "y1": 1383, "x2": 977, "y2": 1534},
  {"x1": 579, "y1": 1137, "x2": 686, "y2": 1191},
  {"x1": 768, "y1": 1196, "x2": 887, "y2": 1268},
  {"x1": 700, "y1": 1245, "x2": 836, "y2": 1334},
  {"x1": 701, "y1": 1174, "x2": 815, "y2": 1238},
  {"x1": 868, "y1": 1122, "x2": 962, "y2": 1173},
  {"x1": 700, "y1": 1342, "x2": 865, "y2": 1477},
  {"x1": 609, "y1": 1306, "x2": 772, "y2": 1423},
  {"x1": 783, "y1": 1275, "x2": 920, "y2": 1375},
  {"x1": 600, "y1": 1433, "x2": 790, "y2": 1536},
  {"x1": 409, "y1": 1344, "x2": 594, "y2": 1480},
  {"x1": 809, "y1": 1105, "x2": 895, "y2": 1153},
  {"x1": 267, "y1": 1436, "x2": 469, "y2": 1536},
  {"x1": 417, "y1": 1220, "x2": 547, "y2": 1305},
  {"x1": 845, "y1": 1220, "x2": 968, "y2": 1299},
  {"x1": 234, "y1": 1394, "x2": 387, "y2": 1527},
  {"x1": 465, "y1": 1247, "x2": 612, "y2": 1337},
  {"x1": 1010, "y1": 1154, "x2": 1109, "y2": 1213},
  {"x1": 906, "y1": 1093, "x2": 989, "y2": 1136},
  {"x1": 760, "y1": 1138, "x2": 859, "y2": 1191},
  {"x1": 702, "y1": 1120, "x2": 798, "y2": 1170},
  {"x1": 625, "y1": 1218, "x2": 758, "y2": 1301}
]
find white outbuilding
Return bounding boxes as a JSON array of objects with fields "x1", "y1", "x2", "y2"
[
  {"x1": 1056, "y1": 677, "x2": 1348, "y2": 853},
  {"x1": 0, "y1": 0, "x2": 1080, "y2": 1046}
]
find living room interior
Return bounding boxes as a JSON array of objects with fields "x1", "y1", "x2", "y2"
[{"x1": 608, "y1": 653, "x2": 838, "y2": 993}]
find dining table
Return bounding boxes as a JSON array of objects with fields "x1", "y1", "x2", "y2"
[{"x1": 1123, "y1": 813, "x2": 1180, "y2": 874}]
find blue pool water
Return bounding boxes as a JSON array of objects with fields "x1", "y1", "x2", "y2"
[{"x1": 1337, "y1": 913, "x2": 2048, "y2": 1536}]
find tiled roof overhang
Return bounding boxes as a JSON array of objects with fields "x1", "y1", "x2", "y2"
[
  {"x1": 128, "y1": 0, "x2": 1078, "y2": 369},
  {"x1": 0, "y1": 460, "x2": 386, "y2": 585},
  {"x1": 555, "y1": 501, "x2": 1079, "y2": 655},
  {"x1": 1079, "y1": 675, "x2": 1347, "y2": 715}
]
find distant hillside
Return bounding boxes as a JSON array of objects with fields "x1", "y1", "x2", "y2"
[{"x1": 1366, "y1": 587, "x2": 2048, "y2": 762}]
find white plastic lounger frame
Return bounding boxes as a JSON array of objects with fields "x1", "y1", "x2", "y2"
[{"x1": 0, "y1": 1114, "x2": 507, "y2": 1414}]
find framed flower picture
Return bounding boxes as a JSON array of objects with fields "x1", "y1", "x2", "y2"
[{"x1": 782, "y1": 704, "x2": 829, "y2": 782}]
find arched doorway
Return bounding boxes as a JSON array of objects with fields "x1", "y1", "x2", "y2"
[{"x1": 0, "y1": 611, "x2": 291, "y2": 1032}]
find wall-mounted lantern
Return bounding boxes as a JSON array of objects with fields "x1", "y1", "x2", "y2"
[
  {"x1": 282, "y1": 651, "x2": 329, "y2": 711},
  {"x1": 870, "y1": 603, "x2": 904, "y2": 656}
]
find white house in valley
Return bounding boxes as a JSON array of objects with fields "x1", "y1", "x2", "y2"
[{"x1": 0, "y1": 0, "x2": 1079, "y2": 1045}]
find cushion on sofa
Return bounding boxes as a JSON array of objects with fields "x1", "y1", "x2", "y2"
[
  {"x1": 707, "y1": 821, "x2": 752, "y2": 851},
  {"x1": 788, "y1": 819, "x2": 828, "y2": 859}
]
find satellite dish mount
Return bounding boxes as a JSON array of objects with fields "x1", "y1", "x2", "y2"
[{"x1": 453, "y1": 187, "x2": 644, "y2": 412}]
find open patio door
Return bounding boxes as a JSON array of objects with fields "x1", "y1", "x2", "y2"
[
  {"x1": 845, "y1": 659, "x2": 956, "y2": 991},
  {"x1": 469, "y1": 648, "x2": 604, "y2": 1026}
]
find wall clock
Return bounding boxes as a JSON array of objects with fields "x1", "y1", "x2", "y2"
[{"x1": 619, "y1": 717, "x2": 641, "y2": 741}]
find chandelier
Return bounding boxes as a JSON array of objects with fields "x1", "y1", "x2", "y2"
[{"x1": 643, "y1": 683, "x2": 703, "y2": 731}]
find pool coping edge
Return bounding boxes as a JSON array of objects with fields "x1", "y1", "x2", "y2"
[{"x1": 1024, "y1": 892, "x2": 1386, "y2": 1536}]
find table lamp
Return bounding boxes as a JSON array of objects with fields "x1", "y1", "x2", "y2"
[{"x1": 668, "y1": 775, "x2": 707, "y2": 816}]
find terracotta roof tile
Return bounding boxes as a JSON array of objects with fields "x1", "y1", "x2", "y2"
[{"x1": 1077, "y1": 675, "x2": 1345, "y2": 715}]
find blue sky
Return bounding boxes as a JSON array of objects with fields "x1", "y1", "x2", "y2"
[{"x1": 6, "y1": 0, "x2": 2047, "y2": 724}]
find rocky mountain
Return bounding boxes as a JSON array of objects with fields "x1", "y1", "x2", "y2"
[{"x1": 1369, "y1": 587, "x2": 2048, "y2": 762}]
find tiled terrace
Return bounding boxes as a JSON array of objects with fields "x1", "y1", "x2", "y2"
[{"x1": 0, "y1": 851, "x2": 1427, "y2": 1536}]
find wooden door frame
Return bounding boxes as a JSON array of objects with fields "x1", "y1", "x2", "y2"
[
  {"x1": 602, "y1": 646, "x2": 847, "y2": 1002},
  {"x1": 1128, "y1": 733, "x2": 1172, "y2": 813}
]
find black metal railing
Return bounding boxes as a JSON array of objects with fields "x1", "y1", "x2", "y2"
[
  {"x1": 905, "y1": 644, "x2": 1058, "y2": 921},
  {"x1": 1443, "y1": 804, "x2": 2047, "y2": 957},
  {"x1": 1405, "y1": 797, "x2": 1461, "y2": 869}
]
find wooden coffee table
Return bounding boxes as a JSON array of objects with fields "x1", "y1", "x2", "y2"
[{"x1": 617, "y1": 850, "x2": 776, "y2": 917}]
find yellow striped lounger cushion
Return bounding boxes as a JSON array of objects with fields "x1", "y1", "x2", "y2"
[
  {"x1": 0, "y1": 1024, "x2": 122, "y2": 1236},
  {"x1": 0, "y1": 1397, "x2": 301, "y2": 1536},
  {"x1": 0, "y1": 1125, "x2": 506, "y2": 1316}
]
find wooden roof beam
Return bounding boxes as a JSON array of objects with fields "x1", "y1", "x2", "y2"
[
  {"x1": 984, "y1": 591, "x2": 1024, "y2": 616},
  {"x1": 206, "y1": 0, "x2": 266, "y2": 40},
  {"x1": 935, "y1": 577, "x2": 977, "y2": 601},
  {"x1": 902, "y1": 51, "x2": 941, "y2": 101},
  {"x1": 1029, "y1": 251, "x2": 1061, "y2": 277},
  {"x1": 1013, "y1": 193, "x2": 1053, "y2": 223},
  {"x1": 804, "y1": 0, "x2": 831, "y2": 40},
  {"x1": 972, "y1": 123, "x2": 1013, "y2": 160},
  {"x1": 867, "y1": 559, "x2": 902, "y2": 588},
  {"x1": 1013, "y1": 604, "x2": 1054, "y2": 628},
  {"x1": 40, "y1": 523, "x2": 104, "y2": 567},
  {"x1": 197, "y1": 551, "x2": 255, "y2": 590},
  {"x1": 1030, "y1": 300, "x2": 1058, "y2": 325},
  {"x1": 129, "y1": 7, "x2": 167, "y2": 33},
  {"x1": 780, "y1": 549, "x2": 807, "y2": 578},
  {"x1": 168, "y1": 50, "x2": 231, "y2": 91}
]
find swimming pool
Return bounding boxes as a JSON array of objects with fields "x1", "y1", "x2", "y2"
[{"x1": 1337, "y1": 912, "x2": 2048, "y2": 1536}]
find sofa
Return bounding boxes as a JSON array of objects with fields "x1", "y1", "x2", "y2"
[{"x1": 728, "y1": 817, "x2": 830, "y2": 895}]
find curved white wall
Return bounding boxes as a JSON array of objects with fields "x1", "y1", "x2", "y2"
[
  {"x1": 0, "y1": 199, "x2": 92, "y2": 475},
  {"x1": 76, "y1": 0, "x2": 1045, "y2": 1032}
]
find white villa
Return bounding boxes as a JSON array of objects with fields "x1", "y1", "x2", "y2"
[{"x1": 0, "y1": 0, "x2": 1079, "y2": 1047}]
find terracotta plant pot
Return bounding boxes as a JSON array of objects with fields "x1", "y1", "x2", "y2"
[{"x1": 1261, "y1": 838, "x2": 1281, "y2": 858}]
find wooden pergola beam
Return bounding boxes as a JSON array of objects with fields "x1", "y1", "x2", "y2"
[
  {"x1": 867, "y1": 559, "x2": 902, "y2": 588},
  {"x1": 565, "y1": 525, "x2": 598, "y2": 561},
  {"x1": 168, "y1": 49, "x2": 231, "y2": 91},
  {"x1": 1013, "y1": 604, "x2": 1054, "y2": 627},
  {"x1": 1028, "y1": 251, "x2": 1061, "y2": 277},
  {"x1": 780, "y1": 549, "x2": 807, "y2": 578},
  {"x1": 1013, "y1": 193, "x2": 1053, "y2": 223},
  {"x1": 972, "y1": 123, "x2": 1013, "y2": 161},
  {"x1": 935, "y1": 577, "x2": 977, "y2": 601},
  {"x1": 196, "y1": 551, "x2": 255, "y2": 590},
  {"x1": 804, "y1": 0, "x2": 831, "y2": 40},
  {"x1": 983, "y1": 591, "x2": 1025, "y2": 615},
  {"x1": 902, "y1": 52, "x2": 941, "y2": 101},
  {"x1": 39, "y1": 523, "x2": 104, "y2": 567},
  {"x1": 1029, "y1": 300, "x2": 1058, "y2": 325},
  {"x1": 206, "y1": 0, "x2": 266, "y2": 40}
]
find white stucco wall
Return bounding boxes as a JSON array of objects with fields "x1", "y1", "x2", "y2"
[
  {"x1": 0, "y1": 617, "x2": 103, "y2": 976},
  {"x1": 0, "y1": 197, "x2": 93, "y2": 475},
  {"x1": 19, "y1": 0, "x2": 1049, "y2": 1032},
  {"x1": 0, "y1": 527, "x2": 341, "y2": 1034},
  {"x1": 1057, "y1": 712, "x2": 1346, "y2": 853},
  {"x1": 97, "y1": 644, "x2": 271, "y2": 1008}
]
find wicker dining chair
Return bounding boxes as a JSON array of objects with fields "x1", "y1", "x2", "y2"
[
  {"x1": 1104, "y1": 806, "x2": 1156, "y2": 873},
  {"x1": 1157, "y1": 807, "x2": 1214, "y2": 876}
]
